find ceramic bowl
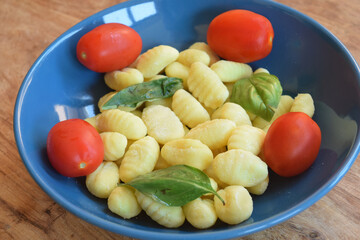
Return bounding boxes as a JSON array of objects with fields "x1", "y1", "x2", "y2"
[{"x1": 14, "y1": 0, "x2": 360, "y2": 239}]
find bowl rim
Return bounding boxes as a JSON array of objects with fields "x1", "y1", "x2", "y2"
[{"x1": 13, "y1": 0, "x2": 360, "y2": 239}]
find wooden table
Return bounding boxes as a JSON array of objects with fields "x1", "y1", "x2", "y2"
[{"x1": 1, "y1": 0, "x2": 359, "y2": 239}]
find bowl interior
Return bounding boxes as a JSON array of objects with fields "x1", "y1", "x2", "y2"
[{"x1": 14, "y1": 0, "x2": 360, "y2": 239}]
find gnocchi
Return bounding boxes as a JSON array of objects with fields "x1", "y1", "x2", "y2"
[
  {"x1": 210, "y1": 60, "x2": 253, "y2": 83},
  {"x1": 135, "y1": 190, "x2": 185, "y2": 228},
  {"x1": 214, "y1": 186, "x2": 253, "y2": 225},
  {"x1": 100, "y1": 132, "x2": 127, "y2": 161},
  {"x1": 212, "y1": 149, "x2": 268, "y2": 187},
  {"x1": 189, "y1": 42, "x2": 220, "y2": 65},
  {"x1": 136, "y1": 45, "x2": 179, "y2": 78},
  {"x1": 172, "y1": 89, "x2": 210, "y2": 128},
  {"x1": 104, "y1": 68, "x2": 144, "y2": 91},
  {"x1": 227, "y1": 125, "x2": 266, "y2": 155},
  {"x1": 183, "y1": 198, "x2": 217, "y2": 229},
  {"x1": 119, "y1": 136, "x2": 159, "y2": 183},
  {"x1": 185, "y1": 119, "x2": 236, "y2": 150},
  {"x1": 177, "y1": 49, "x2": 210, "y2": 67},
  {"x1": 142, "y1": 105, "x2": 185, "y2": 144},
  {"x1": 246, "y1": 175, "x2": 269, "y2": 195},
  {"x1": 84, "y1": 114, "x2": 100, "y2": 131},
  {"x1": 187, "y1": 62, "x2": 229, "y2": 109},
  {"x1": 164, "y1": 61, "x2": 190, "y2": 89},
  {"x1": 290, "y1": 93, "x2": 315, "y2": 117},
  {"x1": 211, "y1": 102, "x2": 252, "y2": 126},
  {"x1": 86, "y1": 161, "x2": 119, "y2": 198},
  {"x1": 96, "y1": 109, "x2": 147, "y2": 140},
  {"x1": 161, "y1": 138, "x2": 213, "y2": 170},
  {"x1": 108, "y1": 186, "x2": 142, "y2": 219}
]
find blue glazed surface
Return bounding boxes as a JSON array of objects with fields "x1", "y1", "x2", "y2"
[{"x1": 14, "y1": 0, "x2": 360, "y2": 239}]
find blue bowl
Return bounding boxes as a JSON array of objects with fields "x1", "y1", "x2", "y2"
[{"x1": 14, "y1": 0, "x2": 360, "y2": 239}]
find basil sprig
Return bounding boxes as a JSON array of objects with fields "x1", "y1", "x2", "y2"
[
  {"x1": 230, "y1": 73, "x2": 282, "y2": 121},
  {"x1": 101, "y1": 77, "x2": 183, "y2": 110},
  {"x1": 125, "y1": 165, "x2": 225, "y2": 207}
]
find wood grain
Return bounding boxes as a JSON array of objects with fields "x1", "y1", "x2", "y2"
[{"x1": 1, "y1": 0, "x2": 359, "y2": 239}]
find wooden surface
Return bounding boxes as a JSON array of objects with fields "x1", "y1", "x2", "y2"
[{"x1": 1, "y1": 0, "x2": 359, "y2": 239}]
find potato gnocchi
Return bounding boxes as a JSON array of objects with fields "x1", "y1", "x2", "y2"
[
  {"x1": 214, "y1": 185, "x2": 253, "y2": 225},
  {"x1": 82, "y1": 42, "x2": 316, "y2": 230},
  {"x1": 211, "y1": 60, "x2": 253, "y2": 82},
  {"x1": 183, "y1": 198, "x2": 217, "y2": 229},
  {"x1": 104, "y1": 68, "x2": 143, "y2": 91},
  {"x1": 187, "y1": 62, "x2": 229, "y2": 109},
  {"x1": 211, "y1": 102, "x2": 252, "y2": 126},
  {"x1": 108, "y1": 186, "x2": 142, "y2": 219},
  {"x1": 136, "y1": 45, "x2": 179, "y2": 78},
  {"x1": 86, "y1": 161, "x2": 119, "y2": 198},
  {"x1": 119, "y1": 136, "x2": 159, "y2": 183},
  {"x1": 290, "y1": 93, "x2": 315, "y2": 117},
  {"x1": 177, "y1": 49, "x2": 210, "y2": 67},
  {"x1": 172, "y1": 89, "x2": 210, "y2": 128},
  {"x1": 135, "y1": 190, "x2": 185, "y2": 228},
  {"x1": 227, "y1": 125, "x2": 266, "y2": 155},
  {"x1": 165, "y1": 62, "x2": 190, "y2": 89},
  {"x1": 189, "y1": 42, "x2": 220, "y2": 65},
  {"x1": 96, "y1": 109, "x2": 147, "y2": 140},
  {"x1": 185, "y1": 119, "x2": 236, "y2": 150},
  {"x1": 100, "y1": 132, "x2": 127, "y2": 161},
  {"x1": 161, "y1": 138, "x2": 213, "y2": 170},
  {"x1": 142, "y1": 105, "x2": 185, "y2": 144},
  {"x1": 212, "y1": 149, "x2": 268, "y2": 187}
]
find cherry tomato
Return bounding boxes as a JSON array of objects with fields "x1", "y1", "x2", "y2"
[
  {"x1": 207, "y1": 9, "x2": 274, "y2": 63},
  {"x1": 76, "y1": 23, "x2": 142, "y2": 73},
  {"x1": 47, "y1": 119, "x2": 104, "y2": 177},
  {"x1": 262, "y1": 112, "x2": 321, "y2": 177}
]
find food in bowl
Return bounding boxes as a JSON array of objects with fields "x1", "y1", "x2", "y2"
[
  {"x1": 46, "y1": 11, "x2": 320, "y2": 227},
  {"x1": 80, "y1": 40, "x2": 319, "y2": 229}
]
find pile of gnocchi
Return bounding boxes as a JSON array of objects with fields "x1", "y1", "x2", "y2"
[{"x1": 84, "y1": 42, "x2": 315, "y2": 229}]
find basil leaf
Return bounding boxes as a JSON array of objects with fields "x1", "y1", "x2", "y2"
[
  {"x1": 101, "y1": 77, "x2": 183, "y2": 110},
  {"x1": 230, "y1": 73, "x2": 282, "y2": 121},
  {"x1": 125, "y1": 165, "x2": 225, "y2": 207}
]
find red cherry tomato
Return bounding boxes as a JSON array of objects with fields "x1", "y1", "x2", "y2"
[
  {"x1": 207, "y1": 9, "x2": 274, "y2": 63},
  {"x1": 47, "y1": 119, "x2": 104, "y2": 177},
  {"x1": 76, "y1": 23, "x2": 142, "y2": 73},
  {"x1": 262, "y1": 112, "x2": 321, "y2": 177}
]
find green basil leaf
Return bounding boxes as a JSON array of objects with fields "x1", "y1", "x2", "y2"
[
  {"x1": 230, "y1": 73, "x2": 282, "y2": 121},
  {"x1": 101, "y1": 77, "x2": 183, "y2": 110},
  {"x1": 125, "y1": 165, "x2": 225, "y2": 207}
]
